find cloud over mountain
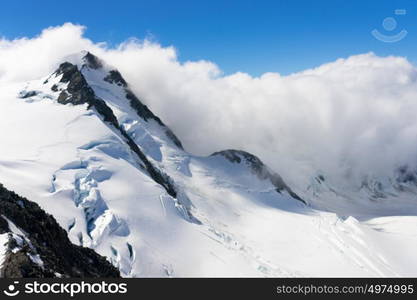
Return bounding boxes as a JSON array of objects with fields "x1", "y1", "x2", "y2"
[{"x1": 1, "y1": 23, "x2": 417, "y2": 186}]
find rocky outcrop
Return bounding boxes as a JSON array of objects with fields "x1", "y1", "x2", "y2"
[
  {"x1": 104, "y1": 69, "x2": 127, "y2": 87},
  {"x1": 211, "y1": 150, "x2": 305, "y2": 204},
  {"x1": 396, "y1": 165, "x2": 417, "y2": 185},
  {"x1": 0, "y1": 184, "x2": 120, "y2": 278}
]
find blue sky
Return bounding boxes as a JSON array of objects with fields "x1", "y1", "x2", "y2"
[{"x1": 1, "y1": 0, "x2": 416, "y2": 76}]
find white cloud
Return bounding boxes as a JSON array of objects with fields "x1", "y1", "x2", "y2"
[{"x1": 1, "y1": 23, "x2": 417, "y2": 187}]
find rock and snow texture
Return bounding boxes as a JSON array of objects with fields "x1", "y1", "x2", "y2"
[
  {"x1": 0, "y1": 184, "x2": 119, "y2": 278},
  {"x1": 0, "y1": 52, "x2": 417, "y2": 277}
]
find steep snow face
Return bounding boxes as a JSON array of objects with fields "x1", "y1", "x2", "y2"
[{"x1": 0, "y1": 52, "x2": 417, "y2": 277}]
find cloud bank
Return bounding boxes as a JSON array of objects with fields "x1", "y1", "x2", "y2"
[{"x1": 1, "y1": 23, "x2": 417, "y2": 187}]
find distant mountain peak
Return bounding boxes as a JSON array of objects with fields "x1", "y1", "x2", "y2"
[
  {"x1": 211, "y1": 149, "x2": 305, "y2": 204},
  {"x1": 82, "y1": 51, "x2": 103, "y2": 69}
]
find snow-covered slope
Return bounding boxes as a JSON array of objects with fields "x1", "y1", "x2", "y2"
[{"x1": 0, "y1": 52, "x2": 416, "y2": 277}]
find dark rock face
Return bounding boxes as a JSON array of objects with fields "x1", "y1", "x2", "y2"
[
  {"x1": 83, "y1": 52, "x2": 103, "y2": 69},
  {"x1": 124, "y1": 90, "x2": 160, "y2": 123},
  {"x1": 54, "y1": 62, "x2": 97, "y2": 106},
  {"x1": 54, "y1": 62, "x2": 120, "y2": 127},
  {"x1": 211, "y1": 150, "x2": 305, "y2": 204},
  {"x1": 104, "y1": 70, "x2": 127, "y2": 87},
  {"x1": 18, "y1": 90, "x2": 39, "y2": 99},
  {"x1": 3, "y1": 251, "x2": 45, "y2": 278},
  {"x1": 0, "y1": 216, "x2": 8, "y2": 234},
  {"x1": 0, "y1": 184, "x2": 120, "y2": 278},
  {"x1": 396, "y1": 166, "x2": 417, "y2": 184},
  {"x1": 165, "y1": 128, "x2": 183, "y2": 149}
]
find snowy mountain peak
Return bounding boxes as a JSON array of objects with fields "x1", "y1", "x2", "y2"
[
  {"x1": 49, "y1": 54, "x2": 183, "y2": 199},
  {"x1": 82, "y1": 51, "x2": 104, "y2": 70},
  {"x1": 54, "y1": 52, "x2": 184, "y2": 149}
]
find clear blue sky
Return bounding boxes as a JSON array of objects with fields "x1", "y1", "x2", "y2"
[{"x1": 1, "y1": 0, "x2": 416, "y2": 76}]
